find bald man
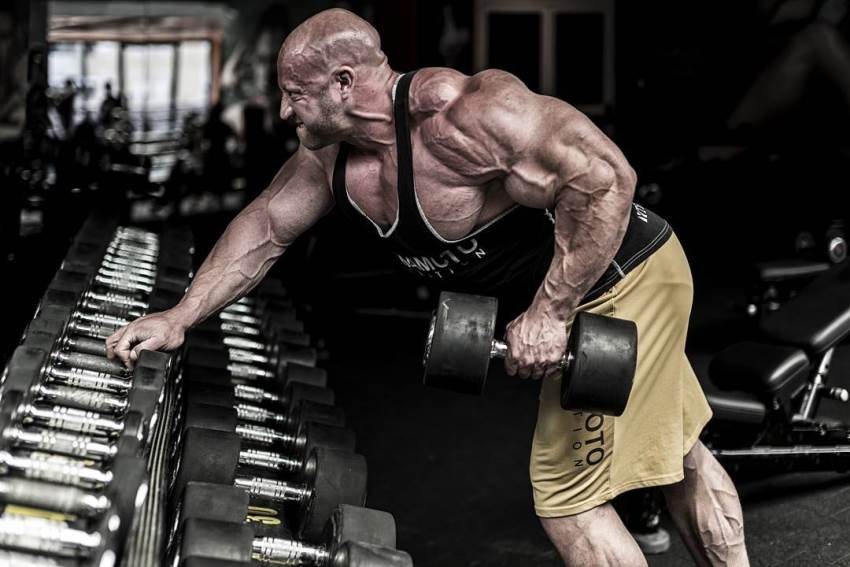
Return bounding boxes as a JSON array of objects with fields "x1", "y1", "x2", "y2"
[{"x1": 107, "y1": 9, "x2": 747, "y2": 566}]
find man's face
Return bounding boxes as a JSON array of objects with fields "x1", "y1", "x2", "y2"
[{"x1": 279, "y1": 63, "x2": 344, "y2": 150}]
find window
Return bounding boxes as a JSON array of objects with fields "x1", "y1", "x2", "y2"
[{"x1": 475, "y1": 0, "x2": 615, "y2": 118}]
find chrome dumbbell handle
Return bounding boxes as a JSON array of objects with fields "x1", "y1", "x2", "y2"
[
  {"x1": 106, "y1": 242, "x2": 158, "y2": 259},
  {"x1": 0, "y1": 515, "x2": 101, "y2": 557},
  {"x1": 219, "y1": 312, "x2": 263, "y2": 326},
  {"x1": 234, "y1": 424, "x2": 291, "y2": 447},
  {"x1": 3, "y1": 426, "x2": 116, "y2": 461},
  {"x1": 0, "y1": 451, "x2": 112, "y2": 489},
  {"x1": 80, "y1": 297, "x2": 144, "y2": 320},
  {"x1": 238, "y1": 448, "x2": 299, "y2": 473},
  {"x1": 233, "y1": 384, "x2": 281, "y2": 405},
  {"x1": 490, "y1": 340, "x2": 574, "y2": 370},
  {"x1": 220, "y1": 321, "x2": 261, "y2": 337},
  {"x1": 93, "y1": 274, "x2": 153, "y2": 295},
  {"x1": 235, "y1": 404, "x2": 286, "y2": 425},
  {"x1": 0, "y1": 477, "x2": 110, "y2": 517},
  {"x1": 61, "y1": 336, "x2": 106, "y2": 357},
  {"x1": 86, "y1": 290, "x2": 147, "y2": 310},
  {"x1": 0, "y1": 548, "x2": 69, "y2": 566},
  {"x1": 233, "y1": 477, "x2": 308, "y2": 503},
  {"x1": 228, "y1": 363, "x2": 274, "y2": 380},
  {"x1": 100, "y1": 258, "x2": 157, "y2": 278},
  {"x1": 100, "y1": 253, "x2": 156, "y2": 271},
  {"x1": 53, "y1": 350, "x2": 128, "y2": 377},
  {"x1": 252, "y1": 537, "x2": 328, "y2": 564},
  {"x1": 47, "y1": 366, "x2": 131, "y2": 395},
  {"x1": 21, "y1": 404, "x2": 124, "y2": 437},
  {"x1": 37, "y1": 384, "x2": 128, "y2": 415},
  {"x1": 222, "y1": 336, "x2": 268, "y2": 352},
  {"x1": 97, "y1": 267, "x2": 156, "y2": 287},
  {"x1": 67, "y1": 319, "x2": 114, "y2": 341},
  {"x1": 227, "y1": 348, "x2": 270, "y2": 366}
]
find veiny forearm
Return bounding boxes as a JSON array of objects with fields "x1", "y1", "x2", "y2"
[
  {"x1": 531, "y1": 171, "x2": 634, "y2": 321},
  {"x1": 170, "y1": 195, "x2": 288, "y2": 328}
]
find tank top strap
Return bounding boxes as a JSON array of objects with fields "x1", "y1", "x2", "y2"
[{"x1": 392, "y1": 70, "x2": 437, "y2": 247}]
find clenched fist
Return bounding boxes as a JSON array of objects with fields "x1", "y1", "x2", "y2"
[{"x1": 504, "y1": 307, "x2": 568, "y2": 380}]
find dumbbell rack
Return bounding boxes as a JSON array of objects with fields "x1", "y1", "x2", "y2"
[
  {"x1": 0, "y1": 209, "x2": 414, "y2": 566},
  {"x1": 0, "y1": 209, "x2": 194, "y2": 566}
]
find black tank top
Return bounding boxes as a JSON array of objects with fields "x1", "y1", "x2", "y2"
[{"x1": 332, "y1": 71, "x2": 671, "y2": 321}]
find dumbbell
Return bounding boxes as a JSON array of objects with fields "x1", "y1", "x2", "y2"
[
  {"x1": 180, "y1": 403, "x2": 355, "y2": 464},
  {"x1": 188, "y1": 325, "x2": 312, "y2": 352},
  {"x1": 172, "y1": 427, "x2": 366, "y2": 540},
  {"x1": 60, "y1": 243, "x2": 191, "y2": 298},
  {"x1": 172, "y1": 403, "x2": 354, "y2": 474},
  {"x1": 4, "y1": 345, "x2": 166, "y2": 443},
  {"x1": 0, "y1": 506, "x2": 126, "y2": 563},
  {"x1": 173, "y1": 505, "x2": 411, "y2": 566},
  {"x1": 0, "y1": 391, "x2": 143, "y2": 463},
  {"x1": 195, "y1": 307, "x2": 306, "y2": 341},
  {"x1": 168, "y1": 482, "x2": 292, "y2": 547},
  {"x1": 423, "y1": 291, "x2": 638, "y2": 416},
  {"x1": 180, "y1": 379, "x2": 344, "y2": 428},
  {"x1": 0, "y1": 452, "x2": 147, "y2": 530},
  {"x1": 181, "y1": 367, "x2": 332, "y2": 410},
  {"x1": 183, "y1": 344, "x2": 322, "y2": 386},
  {"x1": 8, "y1": 335, "x2": 133, "y2": 399},
  {"x1": 45, "y1": 270, "x2": 182, "y2": 321},
  {"x1": 7, "y1": 343, "x2": 166, "y2": 427},
  {"x1": 6, "y1": 342, "x2": 132, "y2": 413},
  {"x1": 185, "y1": 332, "x2": 317, "y2": 369}
]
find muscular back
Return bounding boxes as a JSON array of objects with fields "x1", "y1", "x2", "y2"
[{"x1": 320, "y1": 67, "x2": 626, "y2": 241}]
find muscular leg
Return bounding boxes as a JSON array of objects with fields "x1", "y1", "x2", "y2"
[
  {"x1": 660, "y1": 440, "x2": 749, "y2": 567},
  {"x1": 540, "y1": 503, "x2": 648, "y2": 567}
]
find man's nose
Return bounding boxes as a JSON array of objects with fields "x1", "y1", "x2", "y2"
[{"x1": 280, "y1": 98, "x2": 293, "y2": 121}]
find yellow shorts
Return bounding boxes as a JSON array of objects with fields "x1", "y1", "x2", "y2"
[{"x1": 530, "y1": 233, "x2": 712, "y2": 517}]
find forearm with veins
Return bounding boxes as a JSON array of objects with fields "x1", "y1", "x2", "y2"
[{"x1": 171, "y1": 198, "x2": 288, "y2": 328}]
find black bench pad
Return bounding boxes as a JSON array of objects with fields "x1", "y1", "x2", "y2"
[
  {"x1": 761, "y1": 263, "x2": 850, "y2": 353},
  {"x1": 754, "y1": 259, "x2": 830, "y2": 283},
  {"x1": 706, "y1": 391, "x2": 767, "y2": 424},
  {"x1": 710, "y1": 341, "x2": 809, "y2": 396}
]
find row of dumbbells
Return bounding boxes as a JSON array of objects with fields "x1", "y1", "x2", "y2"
[
  {"x1": 0, "y1": 217, "x2": 193, "y2": 565},
  {"x1": 165, "y1": 284, "x2": 412, "y2": 565}
]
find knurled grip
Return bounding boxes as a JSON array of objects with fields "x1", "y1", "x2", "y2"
[
  {"x1": 0, "y1": 477, "x2": 109, "y2": 517},
  {"x1": 233, "y1": 384, "x2": 276, "y2": 403},
  {"x1": 24, "y1": 404, "x2": 123, "y2": 437},
  {"x1": 251, "y1": 537, "x2": 327, "y2": 564},
  {"x1": 233, "y1": 477, "x2": 308, "y2": 503},
  {"x1": 235, "y1": 404, "x2": 284, "y2": 425},
  {"x1": 40, "y1": 384, "x2": 127, "y2": 414},
  {"x1": 55, "y1": 351, "x2": 128, "y2": 376},
  {"x1": 235, "y1": 424, "x2": 289, "y2": 446},
  {"x1": 238, "y1": 448, "x2": 298, "y2": 473},
  {"x1": 0, "y1": 515, "x2": 100, "y2": 557},
  {"x1": 48, "y1": 367, "x2": 131, "y2": 394},
  {"x1": 5, "y1": 427, "x2": 115, "y2": 460},
  {"x1": 1, "y1": 451, "x2": 112, "y2": 489}
]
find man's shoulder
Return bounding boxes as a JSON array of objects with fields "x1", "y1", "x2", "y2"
[{"x1": 409, "y1": 67, "x2": 529, "y2": 119}]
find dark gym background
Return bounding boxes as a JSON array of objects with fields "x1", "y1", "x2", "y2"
[{"x1": 3, "y1": 1, "x2": 850, "y2": 565}]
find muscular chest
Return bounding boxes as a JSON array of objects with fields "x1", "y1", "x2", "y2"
[{"x1": 340, "y1": 140, "x2": 512, "y2": 240}]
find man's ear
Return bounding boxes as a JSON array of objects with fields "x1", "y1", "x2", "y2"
[{"x1": 334, "y1": 66, "x2": 355, "y2": 98}]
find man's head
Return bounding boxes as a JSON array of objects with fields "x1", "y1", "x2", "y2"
[{"x1": 277, "y1": 9, "x2": 389, "y2": 149}]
